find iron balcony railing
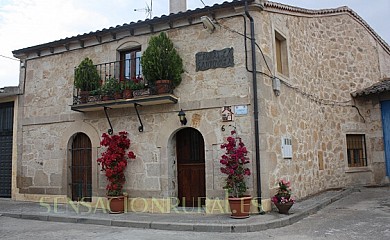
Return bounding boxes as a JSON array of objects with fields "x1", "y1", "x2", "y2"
[{"x1": 73, "y1": 57, "x2": 147, "y2": 105}]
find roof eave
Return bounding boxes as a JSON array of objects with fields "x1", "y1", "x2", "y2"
[{"x1": 12, "y1": 0, "x2": 254, "y2": 57}]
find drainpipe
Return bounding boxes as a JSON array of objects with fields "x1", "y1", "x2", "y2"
[{"x1": 245, "y1": 0, "x2": 262, "y2": 213}]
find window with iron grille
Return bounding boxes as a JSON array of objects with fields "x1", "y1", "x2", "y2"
[
  {"x1": 346, "y1": 134, "x2": 367, "y2": 167},
  {"x1": 120, "y1": 48, "x2": 142, "y2": 80}
]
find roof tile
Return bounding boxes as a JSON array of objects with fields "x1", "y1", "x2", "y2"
[{"x1": 351, "y1": 79, "x2": 390, "y2": 97}]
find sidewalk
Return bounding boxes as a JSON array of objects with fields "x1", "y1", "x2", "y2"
[{"x1": 0, "y1": 188, "x2": 353, "y2": 233}]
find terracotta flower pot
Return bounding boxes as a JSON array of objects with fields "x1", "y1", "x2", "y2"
[
  {"x1": 114, "y1": 92, "x2": 122, "y2": 100},
  {"x1": 155, "y1": 79, "x2": 172, "y2": 94},
  {"x1": 274, "y1": 202, "x2": 293, "y2": 214},
  {"x1": 228, "y1": 196, "x2": 252, "y2": 219},
  {"x1": 123, "y1": 89, "x2": 133, "y2": 99},
  {"x1": 79, "y1": 90, "x2": 89, "y2": 104},
  {"x1": 107, "y1": 195, "x2": 125, "y2": 214}
]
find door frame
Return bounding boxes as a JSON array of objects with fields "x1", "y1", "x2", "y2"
[
  {"x1": 176, "y1": 127, "x2": 206, "y2": 207},
  {"x1": 381, "y1": 100, "x2": 390, "y2": 177},
  {"x1": 69, "y1": 132, "x2": 92, "y2": 202},
  {"x1": 0, "y1": 101, "x2": 14, "y2": 198}
]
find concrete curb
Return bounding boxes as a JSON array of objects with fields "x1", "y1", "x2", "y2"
[{"x1": 0, "y1": 188, "x2": 353, "y2": 233}]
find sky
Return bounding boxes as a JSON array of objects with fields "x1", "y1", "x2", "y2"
[{"x1": 0, "y1": 0, "x2": 389, "y2": 88}]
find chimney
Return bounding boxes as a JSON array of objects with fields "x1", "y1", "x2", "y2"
[{"x1": 169, "y1": 0, "x2": 187, "y2": 14}]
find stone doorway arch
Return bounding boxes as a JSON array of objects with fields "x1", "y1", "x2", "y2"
[
  {"x1": 69, "y1": 132, "x2": 92, "y2": 202},
  {"x1": 176, "y1": 128, "x2": 205, "y2": 207}
]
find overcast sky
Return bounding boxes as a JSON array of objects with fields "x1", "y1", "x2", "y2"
[{"x1": 0, "y1": 0, "x2": 388, "y2": 88}]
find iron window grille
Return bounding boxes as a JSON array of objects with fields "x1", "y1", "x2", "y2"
[{"x1": 346, "y1": 134, "x2": 367, "y2": 167}]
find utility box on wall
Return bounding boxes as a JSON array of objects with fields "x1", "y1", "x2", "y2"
[{"x1": 281, "y1": 137, "x2": 292, "y2": 159}]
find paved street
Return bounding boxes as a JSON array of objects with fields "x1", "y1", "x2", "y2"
[{"x1": 0, "y1": 186, "x2": 389, "y2": 239}]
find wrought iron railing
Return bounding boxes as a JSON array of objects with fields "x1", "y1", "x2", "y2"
[{"x1": 73, "y1": 57, "x2": 148, "y2": 105}]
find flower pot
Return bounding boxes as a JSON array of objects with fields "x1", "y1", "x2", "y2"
[
  {"x1": 79, "y1": 90, "x2": 89, "y2": 104},
  {"x1": 123, "y1": 89, "x2": 133, "y2": 99},
  {"x1": 274, "y1": 202, "x2": 293, "y2": 214},
  {"x1": 107, "y1": 195, "x2": 125, "y2": 214},
  {"x1": 88, "y1": 95, "x2": 101, "y2": 102},
  {"x1": 114, "y1": 92, "x2": 122, "y2": 100},
  {"x1": 155, "y1": 79, "x2": 172, "y2": 94},
  {"x1": 228, "y1": 196, "x2": 252, "y2": 219},
  {"x1": 133, "y1": 88, "x2": 151, "y2": 98},
  {"x1": 102, "y1": 95, "x2": 111, "y2": 101}
]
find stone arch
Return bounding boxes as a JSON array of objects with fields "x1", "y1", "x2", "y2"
[
  {"x1": 175, "y1": 127, "x2": 206, "y2": 206},
  {"x1": 116, "y1": 41, "x2": 142, "y2": 52},
  {"x1": 155, "y1": 112, "x2": 218, "y2": 200},
  {"x1": 69, "y1": 132, "x2": 92, "y2": 202},
  {"x1": 61, "y1": 121, "x2": 100, "y2": 201}
]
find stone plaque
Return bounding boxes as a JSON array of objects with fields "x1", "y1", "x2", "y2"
[{"x1": 195, "y1": 47, "x2": 234, "y2": 71}]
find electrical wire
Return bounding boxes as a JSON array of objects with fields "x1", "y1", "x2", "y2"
[
  {"x1": 0, "y1": 54, "x2": 19, "y2": 61},
  {"x1": 216, "y1": 19, "x2": 365, "y2": 122}
]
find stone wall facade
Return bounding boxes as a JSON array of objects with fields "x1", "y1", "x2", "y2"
[
  {"x1": 11, "y1": 1, "x2": 390, "y2": 211},
  {"x1": 14, "y1": 13, "x2": 257, "y2": 205},
  {"x1": 258, "y1": 6, "x2": 390, "y2": 199}
]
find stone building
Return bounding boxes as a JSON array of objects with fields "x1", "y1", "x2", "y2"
[{"x1": 8, "y1": 0, "x2": 390, "y2": 212}]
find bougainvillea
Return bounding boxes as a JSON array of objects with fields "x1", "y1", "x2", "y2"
[
  {"x1": 271, "y1": 179, "x2": 295, "y2": 204},
  {"x1": 97, "y1": 131, "x2": 136, "y2": 196},
  {"x1": 220, "y1": 130, "x2": 251, "y2": 198}
]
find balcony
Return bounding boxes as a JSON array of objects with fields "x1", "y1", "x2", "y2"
[{"x1": 71, "y1": 58, "x2": 178, "y2": 112}]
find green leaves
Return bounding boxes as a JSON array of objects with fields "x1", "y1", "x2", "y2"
[
  {"x1": 74, "y1": 57, "x2": 100, "y2": 91},
  {"x1": 141, "y1": 32, "x2": 184, "y2": 88}
]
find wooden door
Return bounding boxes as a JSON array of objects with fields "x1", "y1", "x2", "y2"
[
  {"x1": 176, "y1": 128, "x2": 205, "y2": 207},
  {"x1": 71, "y1": 133, "x2": 92, "y2": 201},
  {"x1": 381, "y1": 101, "x2": 390, "y2": 176},
  {"x1": 0, "y1": 102, "x2": 13, "y2": 198}
]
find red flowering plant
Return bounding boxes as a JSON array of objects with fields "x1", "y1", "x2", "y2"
[
  {"x1": 271, "y1": 179, "x2": 295, "y2": 204},
  {"x1": 220, "y1": 130, "x2": 251, "y2": 198},
  {"x1": 97, "y1": 131, "x2": 136, "y2": 196}
]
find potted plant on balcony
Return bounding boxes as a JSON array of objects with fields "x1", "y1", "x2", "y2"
[
  {"x1": 74, "y1": 57, "x2": 100, "y2": 103},
  {"x1": 131, "y1": 77, "x2": 150, "y2": 98},
  {"x1": 140, "y1": 32, "x2": 184, "y2": 94},
  {"x1": 101, "y1": 77, "x2": 120, "y2": 101},
  {"x1": 89, "y1": 89, "x2": 101, "y2": 102},
  {"x1": 97, "y1": 131, "x2": 136, "y2": 213},
  {"x1": 271, "y1": 179, "x2": 295, "y2": 214},
  {"x1": 121, "y1": 80, "x2": 133, "y2": 99},
  {"x1": 220, "y1": 129, "x2": 252, "y2": 219}
]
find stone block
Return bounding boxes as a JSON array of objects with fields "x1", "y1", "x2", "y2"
[
  {"x1": 50, "y1": 174, "x2": 63, "y2": 187},
  {"x1": 34, "y1": 170, "x2": 49, "y2": 186},
  {"x1": 146, "y1": 163, "x2": 160, "y2": 177},
  {"x1": 28, "y1": 187, "x2": 46, "y2": 194},
  {"x1": 150, "y1": 221, "x2": 194, "y2": 231},
  {"x1": 45, "y1": 187, "x2": 62, "y2": 195},
  {"x1": 18, "y1": 176, "x2": 32, "y2": 188},
  {"x1": 44, "y1": 159, "x2": 60, "y2": 174}
]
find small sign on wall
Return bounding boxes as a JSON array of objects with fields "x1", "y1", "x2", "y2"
[
  {"x1": 221, "y1": 106, "x2": 233, "y2": 122},
  {"x1": 234, "y1": 105, "x2": 248, "y2": 115},
  {"x1": 281, "y1": 137, "x2": 292, "y2": 159}
]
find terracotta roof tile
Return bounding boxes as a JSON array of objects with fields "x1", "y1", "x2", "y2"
[{"x1": 351, "y1": 79, "x2": 390, "y2": 97}]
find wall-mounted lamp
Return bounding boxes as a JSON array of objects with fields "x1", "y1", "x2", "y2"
[
  {"x1": 178, "y1": 109, "x2": 187, "y2": 125},
  {"x1": 272, "y1": 76, "x2": 281, "y2": 96},
  {"x1": 201, "y1": 16, "x2": 216, "y2": 33}
]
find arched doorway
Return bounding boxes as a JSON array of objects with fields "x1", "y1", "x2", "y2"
[
  {"x1": 70, "y1": 133, "x2": 92, "y2": 202},
  {"x1": 176, "y1": 128, "x2": 205, "y2": 207}
]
